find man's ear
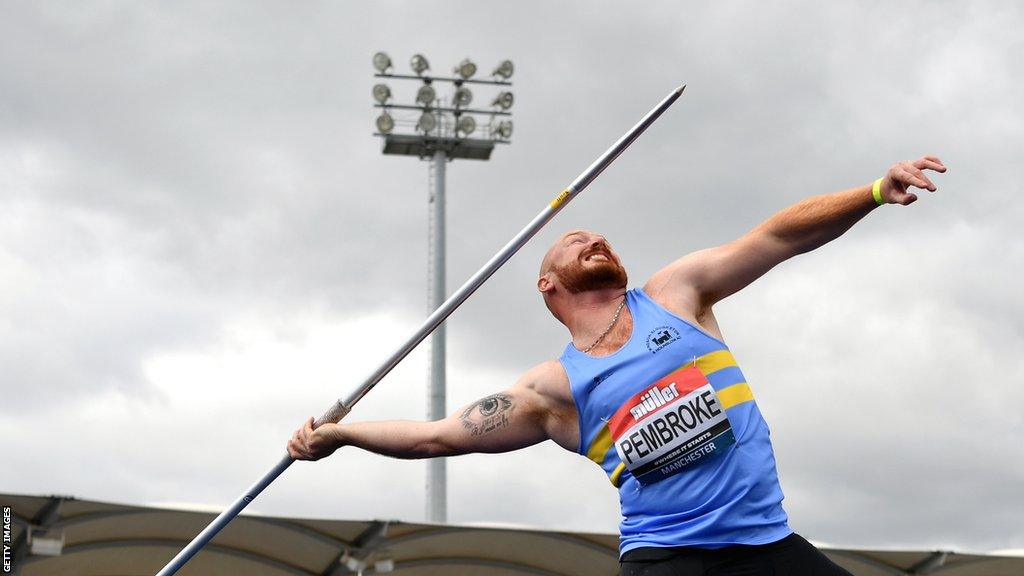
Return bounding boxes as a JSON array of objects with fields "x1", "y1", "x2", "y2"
[{"x1": 537, "y1": 273, "x2": 554, "y2": 294}]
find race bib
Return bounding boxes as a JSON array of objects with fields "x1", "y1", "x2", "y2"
[{"x1": 610, "y1": 364, "x2": 735, "y2": 485}]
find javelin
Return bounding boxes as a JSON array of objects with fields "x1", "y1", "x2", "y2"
[{"x1": 155, "y1": 84, "x2": 686, "y2": 576}]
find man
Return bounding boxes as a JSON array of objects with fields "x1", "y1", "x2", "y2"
[{"x1": 288, "y1": 156, "x2": 946, "y2": 575}]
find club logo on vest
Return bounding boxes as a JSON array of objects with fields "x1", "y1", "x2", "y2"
[{"x1": 646, "y1": 325, "x2": 680, "y2": 354}]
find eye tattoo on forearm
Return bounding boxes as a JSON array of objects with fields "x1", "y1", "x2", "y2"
[{"x1": 460, "y1": 394, "x2": 515, "y2": 436}]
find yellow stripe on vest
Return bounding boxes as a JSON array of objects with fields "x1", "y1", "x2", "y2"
[
  {"x1": 610, "y1": 462, "x2": 626, "y2": 487},
  {"x1": 586, "y1": 425, "x2": 627, "y2": 487},
  {"x1": 586, "y1": 424, "x2": 614, "y2": 464},
  {"x1": 695, "y1": 349, "x2": 738, "y2": 375},
  {"x1": 717, "y1": 382, "x2": 754, "y2": 409}
]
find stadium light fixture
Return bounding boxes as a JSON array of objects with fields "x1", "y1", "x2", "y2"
[
  {"x1": 452, "y1": 86, "x2": 473, "y2": 108},
  {"x1": 375, "y1": 112, "x2": 395, "y2": 134},
  {"x1": 417, "y1": 111, "x2": 437, "y2": 133},
  {"x1": 491, "y1": 60, "x2": 514, "y2": 79},
  {"x1": 373, "y1": 52, "x2": 392, "y2": 73},
  {"x1": 410, "y1": 53, "x2": 430, "y2": 75},
  {"x1": 368, "y1": 51, "x2": 517, "y2": 525},
  {"x1": 456, "y1": 115, "x2": 476, "y2": 136},
  {"x1": 491, "y1": 91, "x2": 514, "y2": 110},
  {"x1": 495, "y1": 120, "x2": 513, "y2": 140},
  {"x1": 372, "y1": 83, "x2": 391, "y2": 104},
  {"x1": 415, "y1": 84, "x2": 436, "y2": 106},
  {"x1": 454, "y1": 58, "x2": 477, "y2": 79}
]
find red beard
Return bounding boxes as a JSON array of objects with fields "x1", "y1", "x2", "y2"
[{"x1": 551, "y1": 257, "x2": 628, "y2": 294}]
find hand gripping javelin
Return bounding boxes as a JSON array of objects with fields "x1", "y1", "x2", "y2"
[{"x1": 155, "y1": 85, "x2": 686, "y2": 576}]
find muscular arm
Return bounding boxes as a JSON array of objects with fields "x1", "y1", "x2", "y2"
[
  {"x1": 288, "y1": 362, "x2": 577, "y2": 461},
  {"x1": 646, "y1": 156, "x2": 947, "y2": 312},
  {"x1": 337, "y1": 391, "x2": 543, "y2": 459}
]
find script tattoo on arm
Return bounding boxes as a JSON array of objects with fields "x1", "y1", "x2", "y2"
[{"x1": 460, "y1": 393, "x2": 515, "y2": 437}]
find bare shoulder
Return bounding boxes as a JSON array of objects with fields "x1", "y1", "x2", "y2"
[
  {"x1": 643, "y1": 252, "x2": 729, "y2": 343},
  {"x1": 643, "y1": 250, "x2": 708, "y2": 320},
  {"x1": 516, "y1": 360, "x2": 572, "y2": 403},
  {"x1": 512, "y1": 360, "x2": 579, "y2": 452}
]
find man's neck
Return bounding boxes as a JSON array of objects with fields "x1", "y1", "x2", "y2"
[{"x1": 560, "y1": 288, "x2": 629, "y2": 349}]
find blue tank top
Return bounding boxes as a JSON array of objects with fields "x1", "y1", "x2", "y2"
[{"x1": 559, "y1": 288, "x2": 790, "y2": 556}]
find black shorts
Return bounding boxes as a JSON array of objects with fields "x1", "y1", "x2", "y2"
[{"x1": 619, "y1": 533, "x2": 854, "y2": 576}]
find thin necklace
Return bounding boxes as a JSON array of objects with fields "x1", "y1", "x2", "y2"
[{"x1": 582, "y1": 295, "x2": 627, "y2": 354}]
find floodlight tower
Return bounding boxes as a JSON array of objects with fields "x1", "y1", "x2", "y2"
[{"x1": 372, "y1": 52, "x2": 514, "y2": 523}]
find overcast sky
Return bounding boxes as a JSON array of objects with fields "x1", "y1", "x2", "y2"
[{"x1": 2, "y1": 0, "x2": 1022, "y2": 555}]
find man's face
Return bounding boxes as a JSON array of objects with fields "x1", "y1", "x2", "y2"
[{"x1": 542, "y1": 230, "x2": 628, "y2": 294}]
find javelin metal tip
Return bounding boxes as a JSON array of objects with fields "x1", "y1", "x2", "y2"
[{"x1": 676, "y1": 85, "x2": 686, "y2": 94}]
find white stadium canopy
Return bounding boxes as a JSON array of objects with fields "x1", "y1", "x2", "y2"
[{"x1": 3, "y1": 493, "x2": 1022, "y2": 575}]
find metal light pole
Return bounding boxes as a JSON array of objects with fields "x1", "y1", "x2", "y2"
[
  {"x1": 427, "y1": 147, "x2": 446, "y2": 522},
  {"x1": 372, "y1": 53, "x2": 514, "y2": 523}
]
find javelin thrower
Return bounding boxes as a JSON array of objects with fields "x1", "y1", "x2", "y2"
[{"x1": 290, "y1": 156, "x2": 947, "y2": 575}]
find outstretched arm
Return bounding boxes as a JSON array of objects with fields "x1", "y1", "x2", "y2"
[
  {"x1": 287, "y1": 363, "x2": 573, "y2": 461},
  {"x1": 646, "y1": 156, "x2": 947, "y2": 310}
]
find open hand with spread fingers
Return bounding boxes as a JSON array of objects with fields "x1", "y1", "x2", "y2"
[{"x1": 878, "y1": 155, "x2": 947, "y2": 205}]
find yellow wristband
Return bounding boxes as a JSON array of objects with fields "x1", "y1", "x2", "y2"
[{"x1": 872, "y1": 177, "x2": 885, "y2": 206}]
